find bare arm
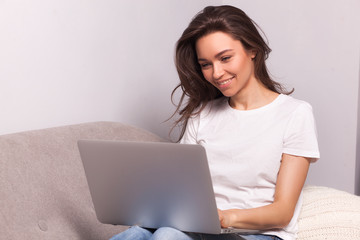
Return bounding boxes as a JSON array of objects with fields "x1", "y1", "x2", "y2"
[{"x1": 218, "y1": 153, "x2": 310, "y2": 230}]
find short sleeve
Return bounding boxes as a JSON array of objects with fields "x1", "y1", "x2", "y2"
[
  {"x1": 180, "y1": 115, "x2": 200, "y2": 145},
  {"x1": 283, "y1": 102, "x2": 320, "y2": 162}
]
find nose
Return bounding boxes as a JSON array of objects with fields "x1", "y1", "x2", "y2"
[{"x1": 212, "y1": 62, "x2": 224, "y2": 80}]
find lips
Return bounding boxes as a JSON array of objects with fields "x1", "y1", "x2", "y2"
[{"x1": 216, "y1": 76, "x2": 235, "y2": 88}]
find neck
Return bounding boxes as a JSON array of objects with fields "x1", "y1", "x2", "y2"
[{"x1": 229, "y1": 82, "x2": 279, "y2": 110}]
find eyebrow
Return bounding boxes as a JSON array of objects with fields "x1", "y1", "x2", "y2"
[{"x1": 197, "y1": 49, "x2": 234, "y2": 61}]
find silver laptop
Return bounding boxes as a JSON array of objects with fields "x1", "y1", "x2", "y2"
[{"x1": 78, "y1": 140, "x2": 258, "y2": 235}]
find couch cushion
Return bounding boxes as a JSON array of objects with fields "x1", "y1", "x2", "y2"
[
  {"x1": 0, "y1": 122, "x2": 163, "y2": 240},
  {"x1": 297, "y1": 185, "x2": 360, "y2": 240}
]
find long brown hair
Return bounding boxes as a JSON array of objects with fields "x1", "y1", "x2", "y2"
[{"x1": 171, "y1": 5, "x2": 292, "y2": 141}]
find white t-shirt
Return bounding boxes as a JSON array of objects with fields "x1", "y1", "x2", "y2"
[{"x1": 180, "y1": 94, "x2": 320, "y2": 240}]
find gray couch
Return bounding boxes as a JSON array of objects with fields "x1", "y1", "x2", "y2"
[{"x1": 1, "y1": 122, "x2": 359, "y2": 240}]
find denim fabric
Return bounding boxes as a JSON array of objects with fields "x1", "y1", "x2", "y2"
[
  {"x1": 110, "y1": 226, "x2": 197, "y2": 240},
  {"x1": 239, "y1": 234, "x2": 282, "y2": 240},
  {"x1": 110, "y1": 226, "x2": 153, "y2": 240},
  {"x1": 109, "y1": 226, "x2": 283, "y2": 240}
]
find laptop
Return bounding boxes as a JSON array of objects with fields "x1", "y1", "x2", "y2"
[{"x1": 78, "y1": 140, "x2": 258, "y2": 235}]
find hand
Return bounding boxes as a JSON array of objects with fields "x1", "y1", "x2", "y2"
[{"x1": 218, "y1": 209, "x2": 237, "y2": 228}]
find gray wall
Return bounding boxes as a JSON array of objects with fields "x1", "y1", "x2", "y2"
[
  {"x1": 356, "y1": 59, "x2": 360, "y2": 196},
  {"x1": 1, "y1": 0, "x2": 359, "y2": 194},
  {"x1": 0, "y1": 0, "x2": 219, "y2": 139}
]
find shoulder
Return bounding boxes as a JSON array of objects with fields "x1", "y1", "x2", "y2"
[
  {"x1": 278, "y1": 94, "x2": 314, "y2": 115},
  {"x1": 186, "y1": 97, "x2": 228, "y2": 129},
  {"x1": 187, "y1": 97, "x2": 227, "y2": 119},
  {"x1": 197, "y1": 97, "x2": 229, "y2": 118},
  {"x1": 182, "y1": 97, "x2": 228, "y2": 143}
]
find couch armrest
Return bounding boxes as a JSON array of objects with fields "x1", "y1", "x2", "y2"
[{"x1": 297, "y1": 185, "x2": 360, "y2": 240}]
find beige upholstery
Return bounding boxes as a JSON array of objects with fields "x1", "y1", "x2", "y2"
[
  {"x1": 1, "y1": 122, "x2": 359, "y2": 239},
  {"x1": 0, "y1": 122, "x2": 163, "y2": 240}
]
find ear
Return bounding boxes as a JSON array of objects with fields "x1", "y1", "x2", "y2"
[{"x1": 251, "y1": 50, "x2": 257, "y2": 59}]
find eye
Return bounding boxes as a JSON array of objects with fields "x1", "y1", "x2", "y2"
[
  {"x1": 221, "y1": 56, "x2": 231, "y2": 62},
  {"x1": 199, "y1": 62, "x2": 211, "y2": 69}
]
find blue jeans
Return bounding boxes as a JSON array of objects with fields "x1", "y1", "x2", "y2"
[{"x1": 110, "y1": 226, "x2": 282, "y2": 240}]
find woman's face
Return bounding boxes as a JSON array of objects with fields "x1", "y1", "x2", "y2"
[{"x1": 195, "y1": 31, "x2": 257, "y2": 98}]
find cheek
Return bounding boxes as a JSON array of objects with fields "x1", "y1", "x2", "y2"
[
  {"x1": 201, "y1": 70, "x2": 212, "y2": 83},
  {"x1": 230, "y1": 59, "x2": 253, "y2": 75},
  {"x1": 229, "y1": 59, "x2": 244, "y2": 71}
]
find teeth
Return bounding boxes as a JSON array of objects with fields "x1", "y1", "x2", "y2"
[{"x1": 218, "y1": 77, "x2": 233, "y2": 85}]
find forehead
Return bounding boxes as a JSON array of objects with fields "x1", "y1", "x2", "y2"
[{"x1": 195, "y1": 31, "x2": 244, "y2": 58}]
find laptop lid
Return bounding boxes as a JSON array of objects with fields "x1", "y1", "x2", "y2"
[{"x1": 78, "y1": 140, "x2": 222, "y2": 234}]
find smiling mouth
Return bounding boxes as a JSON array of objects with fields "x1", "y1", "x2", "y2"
[{"x1": 217, "y1": 76, "x2": 235, "y2": 87}]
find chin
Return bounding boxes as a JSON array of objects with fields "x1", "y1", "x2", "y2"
[{"x1": 219, "y1": 90, "x2": 235, "y2": 98}]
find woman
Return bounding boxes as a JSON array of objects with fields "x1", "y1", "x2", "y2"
[{"x1": 111, "y1": 5, "x2": 319, "y2": 240}]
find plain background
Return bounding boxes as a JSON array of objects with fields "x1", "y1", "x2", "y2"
[{"x1": 1, "y1": 0, "x2": 359, "y2": 194}]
